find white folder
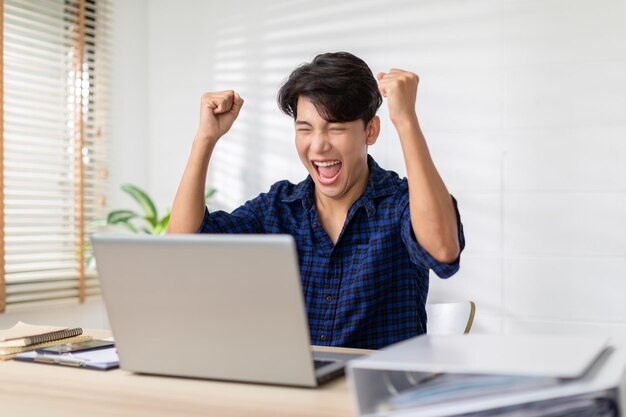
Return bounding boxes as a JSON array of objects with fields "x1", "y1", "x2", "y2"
[{"x1": 347, "y1": 334, "x2": 625, "y2": 417}]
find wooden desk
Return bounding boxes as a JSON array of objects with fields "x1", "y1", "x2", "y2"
[{"x1": 0, "y1": 330, "x2": 371, "y2": 417}]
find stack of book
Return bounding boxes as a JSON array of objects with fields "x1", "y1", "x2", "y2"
[{"x1": 0, "y1": 321, "x2": 91, "y2": 360}]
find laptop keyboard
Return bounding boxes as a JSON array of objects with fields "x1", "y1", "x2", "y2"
[
  {"x1": 313, "y1": 359, "x2": 345, "y2": 384},
  {"x1": 314, "y1": 360, "x2": 334, "y2": 369}
]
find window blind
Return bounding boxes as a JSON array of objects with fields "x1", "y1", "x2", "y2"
[{"x1": 0, "y1": 0, "x2": 110, "y2": 312}]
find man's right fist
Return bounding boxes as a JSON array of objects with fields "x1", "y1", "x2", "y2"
[{"x1": 196, "y1": 90, "x2": 244, "y2": 143}]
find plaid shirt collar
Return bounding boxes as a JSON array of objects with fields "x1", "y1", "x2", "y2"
[{"x1": 281, "y1": 155, "x2": 397, "y2": 217}]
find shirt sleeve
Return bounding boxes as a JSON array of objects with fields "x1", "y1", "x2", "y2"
[
  {"x1": 399, "y1": 193, "x2": 465, "y2": 279},
  {"x1": 197, "y1": 193, "x2": 268, "y2": 234}
]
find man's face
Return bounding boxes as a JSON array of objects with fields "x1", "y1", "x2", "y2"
[{"x1": 294, "y1": 96, "x2": 379, "y2": 201}]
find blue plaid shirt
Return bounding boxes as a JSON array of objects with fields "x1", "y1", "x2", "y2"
[{"x1": 199, "y1": 156, "x2": 464, "y2": 349}]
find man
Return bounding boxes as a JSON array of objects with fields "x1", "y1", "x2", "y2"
[{"x1": 168, "y1": 52, "x2": 465, "y2": 349}]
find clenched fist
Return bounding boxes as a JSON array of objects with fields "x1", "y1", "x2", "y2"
[
  {"x1": 377, "y1": 69, "x2": 419, "y2": 127},
  {"x1": 196, "y1": 90, "x2": 244, "y2": 144}
]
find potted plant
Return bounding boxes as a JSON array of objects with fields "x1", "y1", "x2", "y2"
[
  {"x1": 85, "y1": 184, "x2": 216, "y2": 268},
  {"x1": 96, "y1": 184, "x2": 216, "y2": 234}
]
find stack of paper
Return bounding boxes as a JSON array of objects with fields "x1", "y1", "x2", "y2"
[{"x1": 16, "y1": 347, "x2": 119, "y2": 370}]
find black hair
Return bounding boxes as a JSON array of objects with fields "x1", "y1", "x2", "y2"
[{"x1": 277, "y1": 52, "x2": 382, "y2": 125}]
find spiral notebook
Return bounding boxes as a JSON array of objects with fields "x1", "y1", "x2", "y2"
[
  {"x1": 0, "y1": 321, "x2": 83, "y2": 348},
  {"x1": 0, "y1": 335, "x2": 93, "y2": 359}
]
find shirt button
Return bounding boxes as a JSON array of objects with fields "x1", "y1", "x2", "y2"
[
  {"x1": 325, "y1": 295, "x2": 332, "y2": 302},
  {"x1": 319, "y1": 334, "x2": 327, "y2": 341}
]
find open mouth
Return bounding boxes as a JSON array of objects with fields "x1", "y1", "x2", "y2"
[{"x1": 312, "y1": 160, "x2": 342, "y2": 185}]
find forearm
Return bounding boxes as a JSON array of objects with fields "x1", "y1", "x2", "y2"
[
  {"x1": 396, "y1": 117, "x2": 460, "y2": 263},
  {"x1": 167, "y1": 137, "x2": 215, "y2": 233}
]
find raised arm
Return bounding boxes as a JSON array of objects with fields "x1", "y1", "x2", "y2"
[
  {"x1": 167, "y1": 90, "x2": 244, "y2": 233},
  {"x1": 377, "y1": 70, "x2": 459, "y2": 263}
]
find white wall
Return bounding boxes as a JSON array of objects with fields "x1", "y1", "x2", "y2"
[
  {"x1": 7, "y1": 0, "x2": 626, "y2": 340},
  {"x1": 109, "y1": 0, "x2": 150, "y2": 208},
  {"x1": 142, "y1": 0, "x2": 626, "y2": 340}
]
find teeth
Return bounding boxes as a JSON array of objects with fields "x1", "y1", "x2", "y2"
[{"x1": 314, "y1": 160, "x2": 341, "y2": 167}]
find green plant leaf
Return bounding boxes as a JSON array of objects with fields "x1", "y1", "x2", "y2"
[
  {"x1": 121, "y1": 184, "x2": 158, "y2": 227},
  {"x1": 86, "y1": 254, "x2": 97, "y2": 271},
  {"x1": 107, "y1": 210, "x2": 138, "y2": 225},
  {"x1": 155, "y1": 210, "x2": 170, "y2": 235},
  {"x1": 78, "y1": 242, "x2": 92, "y2": 256},
  {"x1": 116, "y1": 220, "x2": 139, "y2": 234},
  {"x1": 205, "y1": 187, "x2": 217, "y2": 201},
  {"x1": 88, "y1": 219, "x2": 108, "y2": 228}
]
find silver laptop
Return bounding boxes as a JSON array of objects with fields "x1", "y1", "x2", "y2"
[{"x1": 91, "y1": 233, "x2": 359, "y2": 387}]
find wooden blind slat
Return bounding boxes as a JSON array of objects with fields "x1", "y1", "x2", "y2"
[
  {"x1": 74, "y1": 0, "x2": 86, "y2": 302},
  {"x1": 1, "y1": 0, "x2": 109, "y2": 311}
]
